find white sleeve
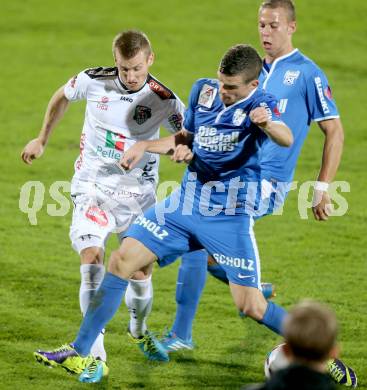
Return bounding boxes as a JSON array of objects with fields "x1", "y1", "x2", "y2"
[
  {"x1": 64, "y1": 70, "x2": 91, "y2": 102},
  {"x1": 161, "y1": 96, "x2": 185, "y2": 134}
]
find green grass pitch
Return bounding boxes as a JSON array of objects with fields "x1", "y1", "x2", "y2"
[{"x1": 1, "y1": 0, "x2": 366, "y2": 388}]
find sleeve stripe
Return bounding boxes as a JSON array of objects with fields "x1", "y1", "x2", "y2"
[{"x1": 314, "y1": 115, "x2": 340, "y2": 122}]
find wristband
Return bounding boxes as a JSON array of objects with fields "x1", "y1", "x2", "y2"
[{"x1": 314, "y1": 181, "x2": 329, "y2": 192}]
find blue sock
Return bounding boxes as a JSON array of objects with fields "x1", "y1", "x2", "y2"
[
  {"x1": 207, "y1": 263, "x2": 229, "y2": 284},
  {"x1": 260, "y1": 301, "x2": 287, "y2": 335},
  {"x1": 73, "y1": 272, "x2": 128, "y2": 356},
  {"x1": 171, "y1": 250, "x2": 207, "y2": 341}
]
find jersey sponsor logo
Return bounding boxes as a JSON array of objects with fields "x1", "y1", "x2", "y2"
[
  {"x1": 168, "y1": 113, "x2": 183, "y2": 131},
  {"x1": 133, "y1": 105, "x2": 152, "y2": 125},
  {"x1": 232, "y1": 108, "x2": 247, "y2": 126},
  {"x1": 120, "y1": 96, "x2": 133, "y2": 103},
  {"x1": 314, "y1": 77, "x2": 330, "y2": 114},
  {"x1": 105, "y1": 130, "x2": 125, "y2": 151},
  {"x1": 324, "y1": 85, "x2": 333, "y2": 100},
  {"x1": 97, "y1": 96, "x2": 109, "y2": 111},
  {"x1": 195, "y1": 126, "x2": 239, "y2": 152},
  {"x1": 85, "y1": 206, "x2": 108, "y2": 227},
  {"x1": 198, "y1": 84, "x2": 217, "y2": 108},
  {"x1": 148, "y1": 79, "x2": 172, "y2": 99},
  {"x1": 212, "y1": 253, "x2": 255, "y2": 271},
  {"x1": 277, "y1": 99, "x2": 288, "y2": 114},
  {"x1": 76, "y1": 133, "x2": 86, "y2": 170},
  {"x1": 96, "y1": 130, "x2": 125, "y2": 160},
  {"x1": 70, "y1": 75, "x2": 77, "y2": 88},
  {"x1": 259, "y1": 102, "x2": 273, "y2": 120},
  {"x1": 133, "y1": 215, "x2": 169, "y2": 240},
  {"x1": 283, "y1": 70, "x2": 300, "y2": 85}
]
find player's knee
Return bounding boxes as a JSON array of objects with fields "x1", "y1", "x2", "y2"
[
  {"x1": 239, "y1": 292, "x2": 267, "y2": 321},
  {"x1": 80, "y1": 246, "x2": 103, "y2": 265},
  {"x1": 109, "y1": 249, "x2": 127, "y2": 274}
]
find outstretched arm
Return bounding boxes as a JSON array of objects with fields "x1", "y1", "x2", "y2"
[
  {"x1": 120, "y1": 130, "x2": 194, "y2": 170},
  {"x1": 312, "y1": 118, "x2": 344, "y2": 221},
  {"x1": 250, "y1": 106, "x2": 293, "y2": 147},
  {"x1": 21, "y1": 86, "x2": 70, "y2": 164}
]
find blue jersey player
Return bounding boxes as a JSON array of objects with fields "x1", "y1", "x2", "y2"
[
  {"x1": 162, "y1": 1, "x2": 354, "y2": 388},
  {"x1": 33, "y1": 44, "x2": 293, "y2": 383}
]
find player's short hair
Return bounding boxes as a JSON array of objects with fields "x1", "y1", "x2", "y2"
[
  {"x1": 112, "y1": 30, "x2": 152, "y2": 59},
  {"x1": 219, "y1": 44, "x2": 262, "y2": 84},
  {"x1": 259, "y1": 0, "x2": 296, "y2": 22},
  {"x1": 283, "y1": 300, "x2": 338, "y2": 362}
]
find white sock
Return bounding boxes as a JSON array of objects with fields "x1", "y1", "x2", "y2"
[
  {"x1": 125, "y1": 276, "x2": 153, "y2": 338},
  {"x1": 80, "y1": 263, "x2": 107, "y2": 361}
]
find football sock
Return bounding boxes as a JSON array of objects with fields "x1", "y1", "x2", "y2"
[
  {"x1": 73, "y1": 272, "x2": 128, "y2": 357},
  {"x1": 171, "y1": 250, "x2": 207, "y2": 341},
  {"x1": 207, "y1": 263, "x2": 229, "y2": 284},
  {"x1": 79, "y1": 264, "x2": 106, "y2": 361},
  {"x1": 260, "y1": 301, "x2": 287, "y2": 335},
  {"x1": 125, "y1": 276, "x2": 153, "y2": 338}
]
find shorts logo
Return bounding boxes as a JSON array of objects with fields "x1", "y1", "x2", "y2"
[
  {"x1": 105, "y1": 130, "x2": 125, "y2": 151},
  {"x1": 198, "y1": 84, "x2": 217, "y2": 108},
  {"x1": 133, "y1": 105, "x2": 152, "y2": 125},
  {"x1": 283, "y1": 70, "x2": 300, "y2": 85},
  {"x1": 212, "y1": 253, "x2": 255, "y2": 271},
  {"x1": 85, "y1": 206, "x2": 108, "y2": 227},
  {"x1": 134, "y1": 215, "x2": 168, "y2": 240},
  {"x1": 232, "y1": 109, "x2": 247, "y2": 126}
]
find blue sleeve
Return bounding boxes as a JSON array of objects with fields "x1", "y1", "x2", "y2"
[
  {"x1": 183, "y1": 81, "x2": 201, "y2": 133},
  {"x1": 253, "y1": 93, "x2": 284, "y2": 123},
  {"x1": 305, "y1": 67, "x2": 339, "y2": 121}
]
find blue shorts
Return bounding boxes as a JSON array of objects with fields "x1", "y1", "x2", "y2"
[{"x1": 125, "y1": 190, "x2": 261, "y2": 288}]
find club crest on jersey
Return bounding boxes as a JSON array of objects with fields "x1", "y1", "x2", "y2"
[
  {"x1": 283, "y1": 70, "x2": 300, "y2": 85},
  {"x1": 198, "y1": 84, "x2": 217, "y2": 108},
  {"x1": 133, "y1": 105, "x2": 152, "y2": 125},
  {"x1": 232, "y1": 109, "x2": 247, "y2": 126}
]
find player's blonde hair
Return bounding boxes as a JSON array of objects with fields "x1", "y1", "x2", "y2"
[
  {"x1": 284, "y1": 300, "x2": 338, "y2": 361},
  {"x1": 260, "y1": 0, "x2": 296, "y2": 22},
  {"x1": 112, "y1": 30, "x2": 152, "y2": 59}
]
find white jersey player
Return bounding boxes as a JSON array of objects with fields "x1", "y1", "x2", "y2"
[{"x1": 22, "y1": 30, "x2": 184, "y2": 364}]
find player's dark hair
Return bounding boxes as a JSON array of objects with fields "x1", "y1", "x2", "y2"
[
  {"x1": 260, "y1": 0, "x2": 296, "y2": 22},
  {"x1": 112, "y1": 30, "x2": 152, "y2": 59},
  {"x1": 219, "y1": 44, "x2": 262, "y2": 83},
  {"x1": 283, "y1": 300, "x2": 338, "y2": 362}
]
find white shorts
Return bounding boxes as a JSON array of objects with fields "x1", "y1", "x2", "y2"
[{"x1": 69, "y1": 182, "x2": 156, "y2": 253}]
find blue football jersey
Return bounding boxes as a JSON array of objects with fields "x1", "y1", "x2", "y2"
[
  {"x1": 259, "y1": 49, "x2": 340, "y2": 182},
  {"x1": 182, "y1": 78, "x2": 284, "y2": 210}
]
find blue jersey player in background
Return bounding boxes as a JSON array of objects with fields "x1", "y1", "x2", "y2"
[
  {"x1": 33, "y1": 44, "x2": 294, "y2": 383},
  {"x1": 162, "y1": 0, "x2": 354, "y2": 387}
]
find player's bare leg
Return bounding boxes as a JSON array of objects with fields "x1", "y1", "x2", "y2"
[{"x1": 229, "y1": 282, "x2": 286, "y2": 334}]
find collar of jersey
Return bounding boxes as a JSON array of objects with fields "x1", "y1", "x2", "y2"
[
  {"x1": 214, "y1": 87, "x2": 259, "y2": 123},
  {"x1": 261, "y1": 48, "x2": 299, "y2": 89},
  {"x1": 117, "y1": 75, "x2": 148, "y2": 94}
]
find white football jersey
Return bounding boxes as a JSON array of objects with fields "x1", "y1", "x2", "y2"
[{"x1": 64, "y1": 67, "x2": 185, "y2": 193}]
